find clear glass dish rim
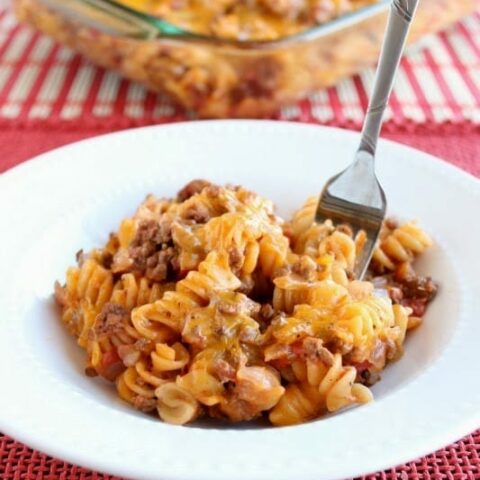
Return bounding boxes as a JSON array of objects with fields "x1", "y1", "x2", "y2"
[{"x1": 36, "y1": 0, "x2": 391, "y2": 48}]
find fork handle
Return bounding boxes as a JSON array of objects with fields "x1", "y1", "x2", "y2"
[{"x1": 359, "y1": 0, "x2": 420, "y2": 156}]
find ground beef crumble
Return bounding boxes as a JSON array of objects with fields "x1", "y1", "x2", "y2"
[
  {"x1": 371, "y1": 260, "x2": 438, "y2": 317},
  {"x1": 144, "y1": 246, "x2": 178, "y2": 282},
  {"x1": 384, "y1": 268, "x2": 438, "y2": 317},
  {"x1": 216, "y1": 299, "x2": 242, "y2": 315},
  {"x1": 116, "y1": 218, "x2": 179, "y2": 281},
  {"x1": 211, "y1": 358, "x2": 236, "y2": 383},
  {"x1": 182, "y1": 203, "x2": 210, "y2": 223},
  {"x1": 398, "y1": 276, "x2": 437, "y2": 301},
  {"x1": 133, "y1": 395, "x2": 157, "y2": 412},
  {"x1": 336, "y1": 223, "x2": 353, "y2": 237},
  {"x1": 131, "y1": 219, "x2": 172, "y2": 253},
  {"x1": 95, "y1": 303, "x2": 130, "y2": 336},
  {"x1": 291, "y1": 261, "x2": 316, "y2": 281},
  {"x1": 301, "y1": 337, "x2": 334, "y2": 366},
  {"x1": 259, "y1": 303, "x2": 275, "y2": 322},
  {"x1": 75, "y1": 249, "x2": 86, "y2": 265},
  {"x1": 177, "y1": 179, "x2": 212, "y2": 202},
  {"x1": 53, "y1": 280, "x2": 68, "y2": 307},
  {"x1": 228, "y1": 247, "x2": 243, "y2": 273},
  {"x1": 385, "y1": 217, "x2": 399, "y2": 230},
  {"x1": 237, "y1": 276, "x2": 255, "y2": 296}
]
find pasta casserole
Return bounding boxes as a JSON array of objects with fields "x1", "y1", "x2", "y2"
[
  {"x1": 15, "y1": 0, "x2": 474, "y2": 117},
  {"x1": 54, "y1": 180, "x2": 437, "y2": 426}
]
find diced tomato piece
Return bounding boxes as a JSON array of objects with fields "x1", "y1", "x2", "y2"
[
  {"x1": 290, "y1": 341, "x2": 304, "y2": 357},
  {"x1": 401, "y1": 298, "x2": 427, "y2": 317},
  {"x1": 269, "y1": 358, "x2": 291, "y2": 369},
  {"x1": 97, "y1": 349, "x2": 125, "y2": 381},
  {"x1": 350, "y1": 361, "x2": 372, "y2": 374}
]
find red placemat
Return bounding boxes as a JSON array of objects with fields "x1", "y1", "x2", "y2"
[{"x1": 1, "y1": 430, "x2": 479, "y2": 480}]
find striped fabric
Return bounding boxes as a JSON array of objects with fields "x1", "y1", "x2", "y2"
[{"x1": 0, "y1": 8, "x2": 479, "y2": 124}]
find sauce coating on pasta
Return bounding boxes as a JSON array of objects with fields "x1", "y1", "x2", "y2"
[{"x1": 54, "y1": 180, "x2": 437, "y2": 426}]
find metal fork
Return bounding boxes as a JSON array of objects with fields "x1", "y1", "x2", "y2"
[{"x1": 316, "y1": 0, "x2": 420, "y2": 280}]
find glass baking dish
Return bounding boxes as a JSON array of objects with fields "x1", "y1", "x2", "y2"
[{"x1": 13, "y1": 0, "x2": 476, "y2": 118}]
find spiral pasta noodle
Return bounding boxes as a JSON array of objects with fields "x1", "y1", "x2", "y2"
[
  {"x1": 258, "y1": 234, "x2": 289, "y2": 278},
  {"x1": 116, "y1": 341, "x2": 191, "y2": 411},
  {"x1": 156, "y1": 382, "x2": 201, "y2": 424},
  {"x1": 151, "y1": 342, "x2": 190, "y2": 373},
  {"x1": 318, "y1": 231, "x2": 357, "y2": 271},
  {"x1": 269, "y1": 354, "x2": 372, "y2": 426},
  {"x1": 272, "y1": 255, "x2": 350, "y2": 313},
  {"x1": 55, "y1": 258, "x2": 113, "y2": 339},
  {"x1": 289, "y1": 195, "x2": 317, "y2": 240},
  {"x1": 116, "y1": 364, "x2": 160, "y2": 411},
  {"x1": 131, "y1": 250, "x2": 241, "y2": 340},
  {"x1": 372, "y1": 221, "x2": 433, "y2": 271},
  {"x1": 110, "y1": 273, "x2": 173, "y2": 310},
  {"x1": 174, "y1": 207, "x2": 286, "y2": 275}
]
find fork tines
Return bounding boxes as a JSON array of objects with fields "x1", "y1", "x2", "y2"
[{"x1": 315, "y1": 174, "x2": 386, "y2": 280}]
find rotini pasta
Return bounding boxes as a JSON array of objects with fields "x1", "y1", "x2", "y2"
[
  {"x1": 289, "y1": 195, "x2": 317, "y2": 240},
  {"x1": 131, "y1": 250, "x2": 241, "y2": 340},
  {"x1": 116, "y1": 364, "x2": 160, "y2": 411},
  {"x1": 111, "y1": 273, "x2": 173, "y2": 310},
  {"x1": 372, "y1": 221, "x2": 433, "y2": 272},
  {"x1": 156, "y1": 382, "x2": 201, "y2": 424},
  {"x1": 54, "y1": 257, "x2": 113, "y2": 339},
  {"x1": 269, "y1": 354, "x2": 372, "y2": 426},
  {"x1": 54, "y1": 180, "x2": 437, "y2": 426}
]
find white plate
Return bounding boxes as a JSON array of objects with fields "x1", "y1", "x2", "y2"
[{"x1": 0, "y1": 121, "x2": 479, "y2": 480}]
